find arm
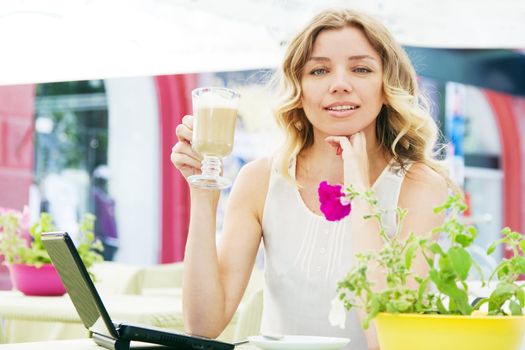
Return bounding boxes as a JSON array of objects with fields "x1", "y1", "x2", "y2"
[
  {"x1": 171, "y1": 115, "x2": 270, "y2": 338},
  {"x1": 182, "y1": 160, "x2": 269, "y2": 338}
]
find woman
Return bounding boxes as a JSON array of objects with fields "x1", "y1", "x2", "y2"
[{"x1": 171, "y1": 8, "x2": 448, "y2": 350}]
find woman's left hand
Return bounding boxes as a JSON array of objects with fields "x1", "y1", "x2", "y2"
[{"x1": 325, "y1": 132, "x2": 370, "y2": 191}]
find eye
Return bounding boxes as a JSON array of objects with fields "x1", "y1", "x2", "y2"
[
  {"x1": 354, "y1": 67, "x2": 372, "y2": 74},
  {"x1": 309, "y1": 67, "x2": 328, "y2": 76}
]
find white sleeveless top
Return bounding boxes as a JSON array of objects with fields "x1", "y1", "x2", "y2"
[{"x1": 260, "y1": 157, "x2": 409, "y2": 350}]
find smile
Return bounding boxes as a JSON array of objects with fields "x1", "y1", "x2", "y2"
[{"x1": 326, "y1": 105, "x2": 358, "y2": 111}]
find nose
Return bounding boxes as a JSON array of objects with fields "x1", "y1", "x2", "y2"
[{"x1": 329, "y1": 69, "x2": 353, "y2": 94}]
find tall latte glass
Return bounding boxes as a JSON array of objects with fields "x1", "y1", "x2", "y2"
[{"x1": 188, "y1": 87, "x2": 240, "y2": 189}]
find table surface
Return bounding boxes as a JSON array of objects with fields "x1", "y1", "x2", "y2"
[
  {"x1": 0, "y1": 339, "x2": 256, "y2": 349},
  {"x1": 0, "y1": 290, "x2": 184, "y2": 327}
]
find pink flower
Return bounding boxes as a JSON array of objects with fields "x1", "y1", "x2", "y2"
[
  {"x1": 19, "y1": 206, "x2": 31, "y2": 242},
  {"x1": 318, "y1": 181, "x2": 351, "y2": 221},
  {"x1": 0, "y1": 207, "x2": 32, "y2": 245}
]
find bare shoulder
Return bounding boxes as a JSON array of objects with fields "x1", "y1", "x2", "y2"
[
  {"x1": 239, "y1": 156, "x2": 272, "y2": 174},
  {"x1": 235, "y1": 157, "x2": 272, "y2": 188},
  {"x1": 399, "y1": 162, "x2": 448, "y2": 209},
  {"x1": 228, "y1": 157, "x2": 273, "y2": 222},
  {"x1": 398, "y1": 162, "x2": 449, "y2": 235}
]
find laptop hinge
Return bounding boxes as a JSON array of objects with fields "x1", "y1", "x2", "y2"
[{"x1": 92, "y1": 332, "x2": 131, "y2": 350}]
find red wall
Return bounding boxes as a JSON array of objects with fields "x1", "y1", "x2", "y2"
[
  {"x1": 484, "y1": 90, "x2": 525, "y2": 260},
  {"x1": 0, "y1": 85, "x2": 35, "y2": 210},
  {"x1": 155, "y1": 74, "x2": 198, "y2": 263},
  {"x1": 0, "y1": 84, "x2": 35, "y2": 290}
]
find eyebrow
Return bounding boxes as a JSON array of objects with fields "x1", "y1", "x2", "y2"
[{"x1": 308, "y1": 55, "x2": 378, "y2": 63}]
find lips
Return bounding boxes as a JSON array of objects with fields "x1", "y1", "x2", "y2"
[
  {"x1": 324, "y1": 102, "x2": 360, "y2": 116},
  {"x1": 326, "y1": 105, "x2": 358, "y2": 111}
]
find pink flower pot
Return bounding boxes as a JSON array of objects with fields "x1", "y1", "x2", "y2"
[{"x1": 9, "y1": 263, "x2": 66, "y2": 296}]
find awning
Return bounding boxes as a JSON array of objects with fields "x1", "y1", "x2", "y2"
[
  {"x1": 0, "y1": 0, "x2": 524, "y2": 87},
  {"x1": 405, "y1": 48, "x2": 525, "y2": 96}
]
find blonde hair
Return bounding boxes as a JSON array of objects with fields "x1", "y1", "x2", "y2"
[{"x1": 274, "y1": 8, "x2": 447, "y2": 182}]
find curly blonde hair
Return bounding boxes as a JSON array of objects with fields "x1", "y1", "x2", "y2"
[{"x1": 274, "y1": 8, "x2": 446, "y2": 181}]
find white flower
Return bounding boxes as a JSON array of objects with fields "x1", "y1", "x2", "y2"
[{"x1": 328, "y1": 295, "x2": 346, "y2": 329}]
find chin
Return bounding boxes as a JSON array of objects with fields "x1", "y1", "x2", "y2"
[{"x1": 326, "y1": 128, "x2": 360, "y2": 137}]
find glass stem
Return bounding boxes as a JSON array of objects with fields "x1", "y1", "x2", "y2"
[{"x1": 201, "y1": 156, "x2": 222, "y2": 177}]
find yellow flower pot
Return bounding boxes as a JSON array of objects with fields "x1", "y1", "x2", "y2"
[{"x1": 375, "y1": 313, "x2": 525, "y2": 350}]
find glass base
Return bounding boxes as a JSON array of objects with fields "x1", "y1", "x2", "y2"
[{"x1": 188, "y1": 174, "x2": 231, "y2": 190}]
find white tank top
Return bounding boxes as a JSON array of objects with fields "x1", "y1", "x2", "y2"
[{"x1": 260, "y1": 157, "x2": 409, "y2": 350}]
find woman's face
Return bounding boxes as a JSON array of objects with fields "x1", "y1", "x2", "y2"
[{"x1": 300, "y1": 26, "x2": 384, "y2": 140}]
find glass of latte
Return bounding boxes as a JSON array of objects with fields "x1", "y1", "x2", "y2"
[{"x1": 188, "y1": 87, "x2": 240, "y2": 189}]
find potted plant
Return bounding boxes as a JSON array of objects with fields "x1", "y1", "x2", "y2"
[
  {"x1": 0, "y1": 207, "x2": 103, "y2": 296},
  {"x1": 319, "y1": 183, "x2": 525, "y2": 350}
]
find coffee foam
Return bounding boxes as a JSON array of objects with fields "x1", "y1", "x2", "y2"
[{"x1": 196, "y1": 91, "x2": 238, "y2": 109}]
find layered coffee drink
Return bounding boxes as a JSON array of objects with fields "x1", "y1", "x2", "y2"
[
  {"x1": 192, "y1": 106, "x2": 237, "y2": 157},
  {"x1": 188, "y1": 87, "x2": 240, "y2": 190}
]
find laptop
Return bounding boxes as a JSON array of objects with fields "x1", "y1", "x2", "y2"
[{"x1": 42, "y1": 231, "x2": 234, "y2": 350}]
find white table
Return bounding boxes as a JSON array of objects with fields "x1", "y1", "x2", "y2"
[
  {"x1": 0, "y1": 291, "x2": 185, "y2": 343},
  {"x1": 0, "y1": 339, "x2": 256, "y2": 349}
]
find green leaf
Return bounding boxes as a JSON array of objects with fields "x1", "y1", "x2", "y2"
[
  {"x1": 455, "y1": 234, "x2": 473, "y2": 247},
  {"x1": 488, "y1": 283, "x2": 515, "y2": 314},
  {"x1": 438, "y1": 255, "x2": 454, "y2": 274},
  {"x1": 467, "y1": 226, "x2": 478, "y2": 239},
  {"x1": 514, "y1": 256, "x2": 525, "y2": 274},
  {"x1": 493, "y1": 283, "x2": 515, "y2": 297},
  {"x1": 448, "y1": 247, "x2": 471, "y2": 281},
  {"x1": 486, "y1": 241, "x2": 498, "y2": 255},
  {"x1": 363, "y1": 295, "x2": 381, "y2": 329},
  {"x1": 516, "y1": 287, "x2": 525, "y2": 307},
  {"x1": 520, "y1": 240, "x2": 525, "y2": 253},
  {"x1": 404, "y1": 243, "x2": 418, "y2": 270},
  {"x1": 509, "y1": 231, "x2": 522, "y2": 241},
  {"x1": 436, "y1": 297, "x2": 447, "y2": 314},
  {"x1": 418, "y1": 277, "x2": 430, "y2": 302},
  {"x1": 430, "y1": 267, "x2": 471, "y2": 314},
  {"x1": 510, "y1": 300, "x2": 523, "y2": 316},
  {"x1": 429, "y1": 243, "x2": 444, "y2": 255},
  {"x1": 501, "y1": 227, "x2": 512, "y2": 237},
  {"x1": 393, "y1": 299, "x2": 413, "y2": 312},
  {"x1": 497, "y1": 262, "x2": 511, "y2": 280}
]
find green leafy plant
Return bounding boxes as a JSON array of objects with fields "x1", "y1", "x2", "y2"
[
  {"x1": 335, "y1": 189, "x2": 525, "y2": 329},
  {"x1": 0, "y1": 208, "x2": 103, "y2": 276}
]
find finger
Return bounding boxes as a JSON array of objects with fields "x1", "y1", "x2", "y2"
[
  {"x1": 179, "y1": 164, "x2": 201, "y2": 177},
  {"x1": 171, "y1": 142, "x2": 202, "y2": 163},
  {"x1": 171, "y1": 152, "x2": 202, "y2": 171},
  {"x1": 360, "y1": 132, "x2": 367, "y2": 150},
  {"x1": 172, "y1": 141, "x2": 202, "y2": 159},
  {"x1": 349, "y1": 132, "x2": 366, "y2": 151},
  {"x1": 325, "y1": 136, "x2": 344, "y2": 148},
  {"x1": 181, "y1": 115, "x2": 194, "y2": 129},
  {"x1": 337, "y1": 136, "x2": 352, "y2": 152},
  {"x1": 175, "y1": 123, "x2": 193, "y2": 143},
  {"x1": 325, "y1": 136, "x2": 352, "y2": 156}
]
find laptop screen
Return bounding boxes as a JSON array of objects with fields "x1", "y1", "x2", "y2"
[{"x1": 42, "y1": 231, "x2": 119, "y2": 339}]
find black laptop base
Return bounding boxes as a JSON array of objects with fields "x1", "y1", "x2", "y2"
[
  {"x1": 92, "y1": 332, "x2": 179, "y2": 350},
  {"x1": 92, "y1": 332, "x2": 130, "y2": 350}
]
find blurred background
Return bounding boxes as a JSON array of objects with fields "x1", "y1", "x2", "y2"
[{"x1": 1, "y1": 0, "x2": 524, "y2": 288}]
